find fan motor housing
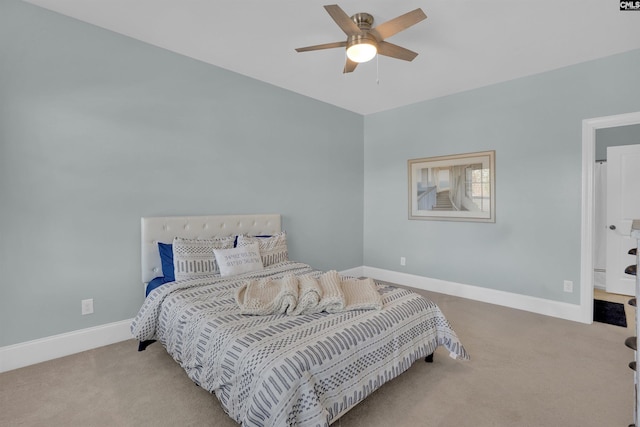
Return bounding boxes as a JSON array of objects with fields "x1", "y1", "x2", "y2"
[
  {"x1": 351, "y1": 12, "x2": 374, "y2": 30},
  {"x1": 349, "y1": 12, "x2": 378, "y2": 49},
  {"x1": 347, "y1": 33, "x2": 378, "y2": 50}
]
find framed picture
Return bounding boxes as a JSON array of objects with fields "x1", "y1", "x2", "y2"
[{"x1": 408, "y1": 150, "x2": 495, "y2": 222}]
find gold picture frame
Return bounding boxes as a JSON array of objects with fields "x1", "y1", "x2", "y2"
[{"x1": 408, "y1": 150, "x2": 495, "y2": 222}]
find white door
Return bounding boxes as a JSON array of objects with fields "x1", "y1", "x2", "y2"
[{"x1": 605, "y1": 144, "x2": 640, "y2": 295}]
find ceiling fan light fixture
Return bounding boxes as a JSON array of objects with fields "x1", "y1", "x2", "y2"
[
  {"x1": 346, "y1": 37, "x2": 378, "y2": 63},
  {"x1": 295, "y1": 5, "x2": 427, "y2": 73}
]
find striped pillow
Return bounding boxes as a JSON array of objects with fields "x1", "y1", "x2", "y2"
[
  {"x1": 236, "y1": 231, "x2": 288, "y2": 267},
  {"x1": 172, "y1": 236, "x2": 236, "y2": 280}
]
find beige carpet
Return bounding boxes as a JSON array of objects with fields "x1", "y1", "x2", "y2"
[{"x1": 0, "y1": 288, "x2": 635, "y2": 427}]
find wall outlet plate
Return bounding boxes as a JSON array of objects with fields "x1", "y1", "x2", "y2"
[
  {"x1": 81, "y1": 299, "x2": 94, "y2": 315},
  {"x1": 563, "y1": 280, "x2": 573, "y2": 293}
]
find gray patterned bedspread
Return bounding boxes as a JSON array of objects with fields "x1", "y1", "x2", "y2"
[{"x1": 131, "y1": 261, "x2": 469, "y2": 427}]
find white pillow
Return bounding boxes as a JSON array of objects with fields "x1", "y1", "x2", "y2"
[
  {"x1": 172, "y1": 236, "x2": 235, "y2": 280},
  {"x1": 236, "y1": 231, "x2": 288, "y2": 267},
  {"x1": 213, "y1": 242, "x2": 264, "y2": 277}
]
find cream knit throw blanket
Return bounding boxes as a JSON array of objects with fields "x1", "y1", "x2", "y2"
[
  {"x1": 236, "y1": 270, "x2": 383, "y2": 316},
  {"x1": 290, "y1": 274, "x2": 323, "y2": 315},
  {"x1": 236, "y1": 274, "x2": 299, "y2": 315},
  {"x1": 315, "y1": 270, "x2": 345, "y2": 314}
]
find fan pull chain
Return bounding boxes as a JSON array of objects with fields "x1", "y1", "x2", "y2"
[{"x1": 376, "y1": 55, "x2": 380, "y2": 85}]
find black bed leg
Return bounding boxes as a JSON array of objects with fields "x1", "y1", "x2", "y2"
[
  {"x1": 138, "y1": 340, "x2": 156, "y2": 351},
  {"x1": 425, "y1": 353, "x2": 434, "y2": 363}
]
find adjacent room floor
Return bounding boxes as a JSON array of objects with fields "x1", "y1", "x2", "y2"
[{"x1": 594, "y1": 287, "x2": 636, "y2": 332}]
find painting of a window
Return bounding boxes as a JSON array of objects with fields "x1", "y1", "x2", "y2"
[{"x1": 408, "y1": 151, "x2": 495, "y2": 222}]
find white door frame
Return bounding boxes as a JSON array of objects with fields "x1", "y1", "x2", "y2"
[{"x1": 580, "y1": 111, "x2": 640, "y2": 323}]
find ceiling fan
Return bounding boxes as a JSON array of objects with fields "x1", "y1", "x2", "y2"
[{"x1": 295, "y1": 4, "x2": 427, "y2": 73}]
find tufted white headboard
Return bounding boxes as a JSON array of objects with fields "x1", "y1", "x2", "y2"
[{"x1": 141, "y1": 214, "x2": 281, "y2": 284}]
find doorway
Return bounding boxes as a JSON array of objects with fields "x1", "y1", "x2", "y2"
[
  {"x1": 580, "y1": 111, "x2": 640, "y2": 324},
  {"x1": 604, "y1": 144, "x2": 640, "y2": 295}
]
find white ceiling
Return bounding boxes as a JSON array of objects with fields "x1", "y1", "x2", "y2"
[{"x1": 23, "y1": 0, "x2": 640, "y2": 115}]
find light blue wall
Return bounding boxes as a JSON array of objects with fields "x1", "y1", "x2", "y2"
[
  {"x1": 363, "y1": 48, "x2": 640, "y2": 305},
  {"x1": 0, "y1": 1, "x2": 364, "y2": 346},
  {"x1": 3, "y1": 0, "x2": 639, "y2": 348}
]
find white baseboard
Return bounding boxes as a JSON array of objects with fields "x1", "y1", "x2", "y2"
[
  {"x1": 0, "y1": 319, "x2": 133, "y2": 373},
  {"x1": 361, "y1": 266, "x2": 586, "y2": 324},
  {"x1": 0, "y1": 266, "x2": 587, "y2": 373},
  {"x1": 1, "y1": 270, "x2": 365, "y2": 373}
]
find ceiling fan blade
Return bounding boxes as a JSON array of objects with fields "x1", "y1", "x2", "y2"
[
  {"x1": 343, "y1": 58, "x2": 358, "y2": 73},
  {"x1": 295, "y1": 41, "x2": 347, "y2": 53},
  {"x1": 377, "y1": 41, "x2": 419, "y2": 62},
  {"x1": 370, "y1": 8, "x2": 427, "y2": 41},
  {"x1": 324, "y1": 4, "x2": 361, "y2": 36}
]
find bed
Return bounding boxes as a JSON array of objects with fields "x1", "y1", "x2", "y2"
[{"x1": 131, "y1": 214, "x2": 469, "y2": 427}]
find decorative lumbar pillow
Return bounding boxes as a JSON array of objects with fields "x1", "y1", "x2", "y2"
[
  {"x1": 172, "y1": 236, "x2": 235, "y2": 280},
  {"x1": 213, "y1": 242, "x2": 264, "y2": 277},
  {"x1": 236, "y1": 231, "x2": 288, "y2": 267}
]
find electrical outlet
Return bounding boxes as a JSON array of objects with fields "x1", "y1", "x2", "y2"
[
  {"x1": 400, "y1": 257, "x2": 406, "y2": 266},
  {"x1": 563, "y1": 280, "x2": 573, "y2": 293},
  {"x1": 81, "y1": 299, "x2": 94, "y2": 315}
]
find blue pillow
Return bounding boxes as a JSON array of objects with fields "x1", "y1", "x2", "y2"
[
  {"x1": 146, "y1": 276, "x2": 170, "y2": 297},
  {"x1": 158, "y1": 242, "x2": 175, "y2": 281}
]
